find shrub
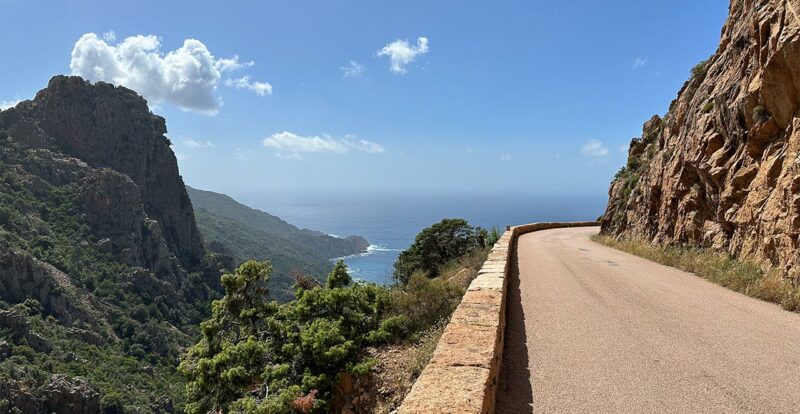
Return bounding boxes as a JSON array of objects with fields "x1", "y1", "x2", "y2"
[
  {"x1": 100, "y1": 392, "x2": 125, "y2": 414},
  {"x1": 753, "y1": 105, "x2": 770, "y2": 124},
  {"x1": 181, "y1": 260, "x2": 391, "y2": 413},
  {"x1": 0, "y1": 206, "x2": 11, "y2": 228},
  {"x1": 702, "y1": 101, "x2": 715, "y2": 113},
  {"x1": 325, "y1": 260, "x2": 352, "y2": 289},
  {"x1": 384, "y1": 272, "x2": 463, "y2": 335},
  {"x1": 393, "y1": 218, "x2": 484, "y2": 284},
  {"x1": 691, "y1": 59, "x2": 710, "y2": 82}
]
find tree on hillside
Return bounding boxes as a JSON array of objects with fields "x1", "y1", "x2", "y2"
[
  {"x1": 181, "y1": 259, "x2": 395, "y2": 413},
  {"x1": 326, "y1": 260, "x2": 353, "y2": 289},
  {"x1": 179, "y1": 260, "x2": 279, "y2": 414},
  {"x1": 393, "y1": 218, "x2": 485, "y2": 284}
]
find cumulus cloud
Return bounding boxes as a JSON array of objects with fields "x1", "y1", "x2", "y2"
[
  {"x1": 377, "y1": 37, "x2": 429, "y2": 74},
  {"x1": 580, "y1": 139, "x2": 609, "y2": 158},
  {"x1": 263, "y1": 131, "x2": 385, "y2": 159},
  {"x1": 224, "y1": 75, "x2": 272, "y2": 96},
  {"x1": 0, "y1": 99, "x2": 22, "y2": 110},
  {"x1": 632, "y1": 57, "x2": 647, "y2": 69},
  {"x1": 183, "y1": 139, "x2": 216, "y2": 148},
  {"x1": 340, "y1": 61, "x2": 365, "y2": 79},
  {"x1": 70, "y1": 32, "x2": 270, "y2": 115}
]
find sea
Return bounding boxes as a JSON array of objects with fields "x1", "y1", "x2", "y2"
[{"x1": 237, "y1": 192, "x2": 608, "y2": 285}]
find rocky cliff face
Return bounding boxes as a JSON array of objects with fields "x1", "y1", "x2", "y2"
[
  {"x1": 0, "y1": 76, "x2": 226, "y2": 412},
  {"x1": 4, "y1": 75, "x2": 205, "y2": 268},
  {"x1": 602, "y1": 0, "x2": 800, "y2": 279}
]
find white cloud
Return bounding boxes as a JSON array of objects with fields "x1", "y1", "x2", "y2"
[
  {"x1": 500, "y1": 153, "x2": 512, "y2": 162},
  {"x1": 183, "y1": 139, "x2": 216, "y2": 149},
  {"x1": 264, "y1": 132, "x2": 347, "y2": 153},
  {"x1": 632, "y1": 57, "x2": 647, "y2": 69},
  {"x1": 224, "y1": 75, "x2": 272, "y2": 96},
  {"x1": 580, "y1": 139, "x2": 609, "y2": 158},
  {"x1": 341, "y1": 61, "x2": 365, "y2": 79},
  {"x1": 466, "y1": 147, "x2": 474, "y2": 153},
  {"x1": 343, "y1": 134, "x2": 385, "y2": 153},
  {"x1": 216, "y1": 55, "x2": 254, "y2": 72},
  {"x1": 377, "y1": 37, "x2": 429, "y2": 74},
  {"x1": 275, "y1": 152, "x2": 304, "y2": 160},
  {"x1": 555, "y1": 152, "x2": 562, "y2": 160},
  {"x1": 619, "y1": 144, "x2": 629, "y2": 153},
  {"x1": 102, "y1": 30, "x2": 116, "y2": 42},
  {"x1": 70, "y1": 32, "x2": 270, "y2": 115},
  {"x1": 174, "y1": 152, "x2": 190, "y2": 161},
  {"x1": 0, "y1": 99, "x2": 22, "y2": 110},
  {"x1": 263, "y1": 131, "x2": 385, "y2": 159}
]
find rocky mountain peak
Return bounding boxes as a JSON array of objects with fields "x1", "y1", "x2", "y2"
[{"x1": 4, "y1": 75, "x2": 205, "y2": 268}]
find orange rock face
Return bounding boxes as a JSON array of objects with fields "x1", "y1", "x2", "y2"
[{"x1": 602, "y1": 0, "x2": 800, "y2": 279}]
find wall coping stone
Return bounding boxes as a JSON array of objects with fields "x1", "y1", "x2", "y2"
[{"x1": 397, "y1": 221, "x2": 599, "y2": 414}]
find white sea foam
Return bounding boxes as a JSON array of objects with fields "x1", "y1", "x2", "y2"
[
  {"x1": 367, "y1": 244, "x2": 402, "y2": 253},
  {"x1": 331, "y1": 244, "x2": 401, "y2": 261}
]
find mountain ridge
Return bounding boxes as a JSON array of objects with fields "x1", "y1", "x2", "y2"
[
  {"x1": 0, "y1": 75, "x2": 225, "y2": 412},
  {"x1": 186, "y1": 186, "x2": 369, "y2": 300}
]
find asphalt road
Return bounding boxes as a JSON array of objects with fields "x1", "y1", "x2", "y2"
[{"x1": 496, "y1": 226, "x2": 800, "y2": 413}]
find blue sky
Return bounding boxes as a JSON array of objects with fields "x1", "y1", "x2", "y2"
[{"x1": 0, "y1": 0, "x2": 728, "y2": 196}]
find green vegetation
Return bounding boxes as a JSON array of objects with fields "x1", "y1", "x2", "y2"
[
  {"x1": 753, "y1": 105, "x2": 771, "y2": 124},
  {"x1": 0, "y1": 134, "x2": 216, "y2": 410},
  {"x1": 393, "y1": 218, "x2": 492, "y2": 284},
  {"x1": 592, "y1": 236, "x2": 800, "y2": 312},
  {"x1": 181, "y1": 220, "x2": 491, "y2": 413},
  {"x1": 702, "y1": 100, "x2": 715, "y2": 114},
  {"x1": 188, "y1": 187, "x2": 368, "y2": 301},
  {"x1": 609, "y1": 118, "x2": 664, "y2": 224},
  {"x1": 2, "y1": 113, "x2": 492, "y2": 413},
  {"x1": 0, "y1": 300, "x2": 183, "y2": 412},
  {"x1": 690, "y1": 59, "x2": 711, "y2": 82}
]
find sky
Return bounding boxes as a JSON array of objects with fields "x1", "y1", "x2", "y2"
[{"x1": 0, "y1": 0, "x2": 729, "y2": 197}]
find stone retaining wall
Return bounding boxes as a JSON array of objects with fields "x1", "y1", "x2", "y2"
[{"x1": 397, "y1": 221, "x2": 599, "y2": 414}]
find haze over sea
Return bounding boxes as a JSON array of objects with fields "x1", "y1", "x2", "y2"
[{"x1": 235, "y1": 192, "x2": 607, "y2": 284}]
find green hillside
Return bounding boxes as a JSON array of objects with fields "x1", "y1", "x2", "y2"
[{"x1": 187, "y1": 187, "x2": 368, "y2": 300}]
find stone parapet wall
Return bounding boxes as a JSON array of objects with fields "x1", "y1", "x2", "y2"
[{"x1": 397, "y1": 221, "x2": 599, "y2": 414}]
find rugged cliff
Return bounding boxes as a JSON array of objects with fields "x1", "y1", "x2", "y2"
[
  {"x1": 0, "y1": 76, "x2": 226, "y2": 412},
  {"x1": 602, "y1": 0, "x2": 800, "y2": 280}
]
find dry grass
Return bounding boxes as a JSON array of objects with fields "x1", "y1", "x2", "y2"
[
  {"x1": 350, "y1": 323, "x2": 446, "y2": 414},
  {"x1": 344, "y1": 247, "x2": 491, "y2": 413},
  {"x1": 592, "y1": 235, "x2": 800, "y2": 312}
]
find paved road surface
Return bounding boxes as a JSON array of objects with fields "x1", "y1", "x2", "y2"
[{"x1": 496, "y1": 226, "x2": 800, "y2": 413}]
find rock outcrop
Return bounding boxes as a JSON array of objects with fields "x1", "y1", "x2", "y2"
[
  {"x1": 0, "y1": 76, "x2": 227, "y2": 412},
  {"x1": 602, "y1": 0, "x2": 800, "y2": 280},
  {"x1": 0, "y1": 76, "x2": 221, "y2": 309},
  {"x1": 0, "y1": 374, "x2": 100, "y2": 414},
  {"x1": 3, "y1": 76, "x2": 205, "y2": 271}
]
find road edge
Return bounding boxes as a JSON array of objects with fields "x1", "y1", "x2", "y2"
[{"x1": 397, "y1": 221, "x2": 599, "y2": 414}]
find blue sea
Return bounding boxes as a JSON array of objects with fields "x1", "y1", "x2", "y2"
[{"x1": 236, "y1": 193, "x2": 607, "y2": 285}]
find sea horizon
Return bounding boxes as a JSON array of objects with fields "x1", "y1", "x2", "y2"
[{"x1": 230, "y1": 191, "x2": 608, "y2": 284}]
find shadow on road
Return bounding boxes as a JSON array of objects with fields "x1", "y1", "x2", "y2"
[{"x1": 495, "y1": 247, "x2": 534, "y2": 413}]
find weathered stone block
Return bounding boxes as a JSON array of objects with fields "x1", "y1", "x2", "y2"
[{"x1": 397, "y1": 366, "x2": 493, "y2": 414}]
